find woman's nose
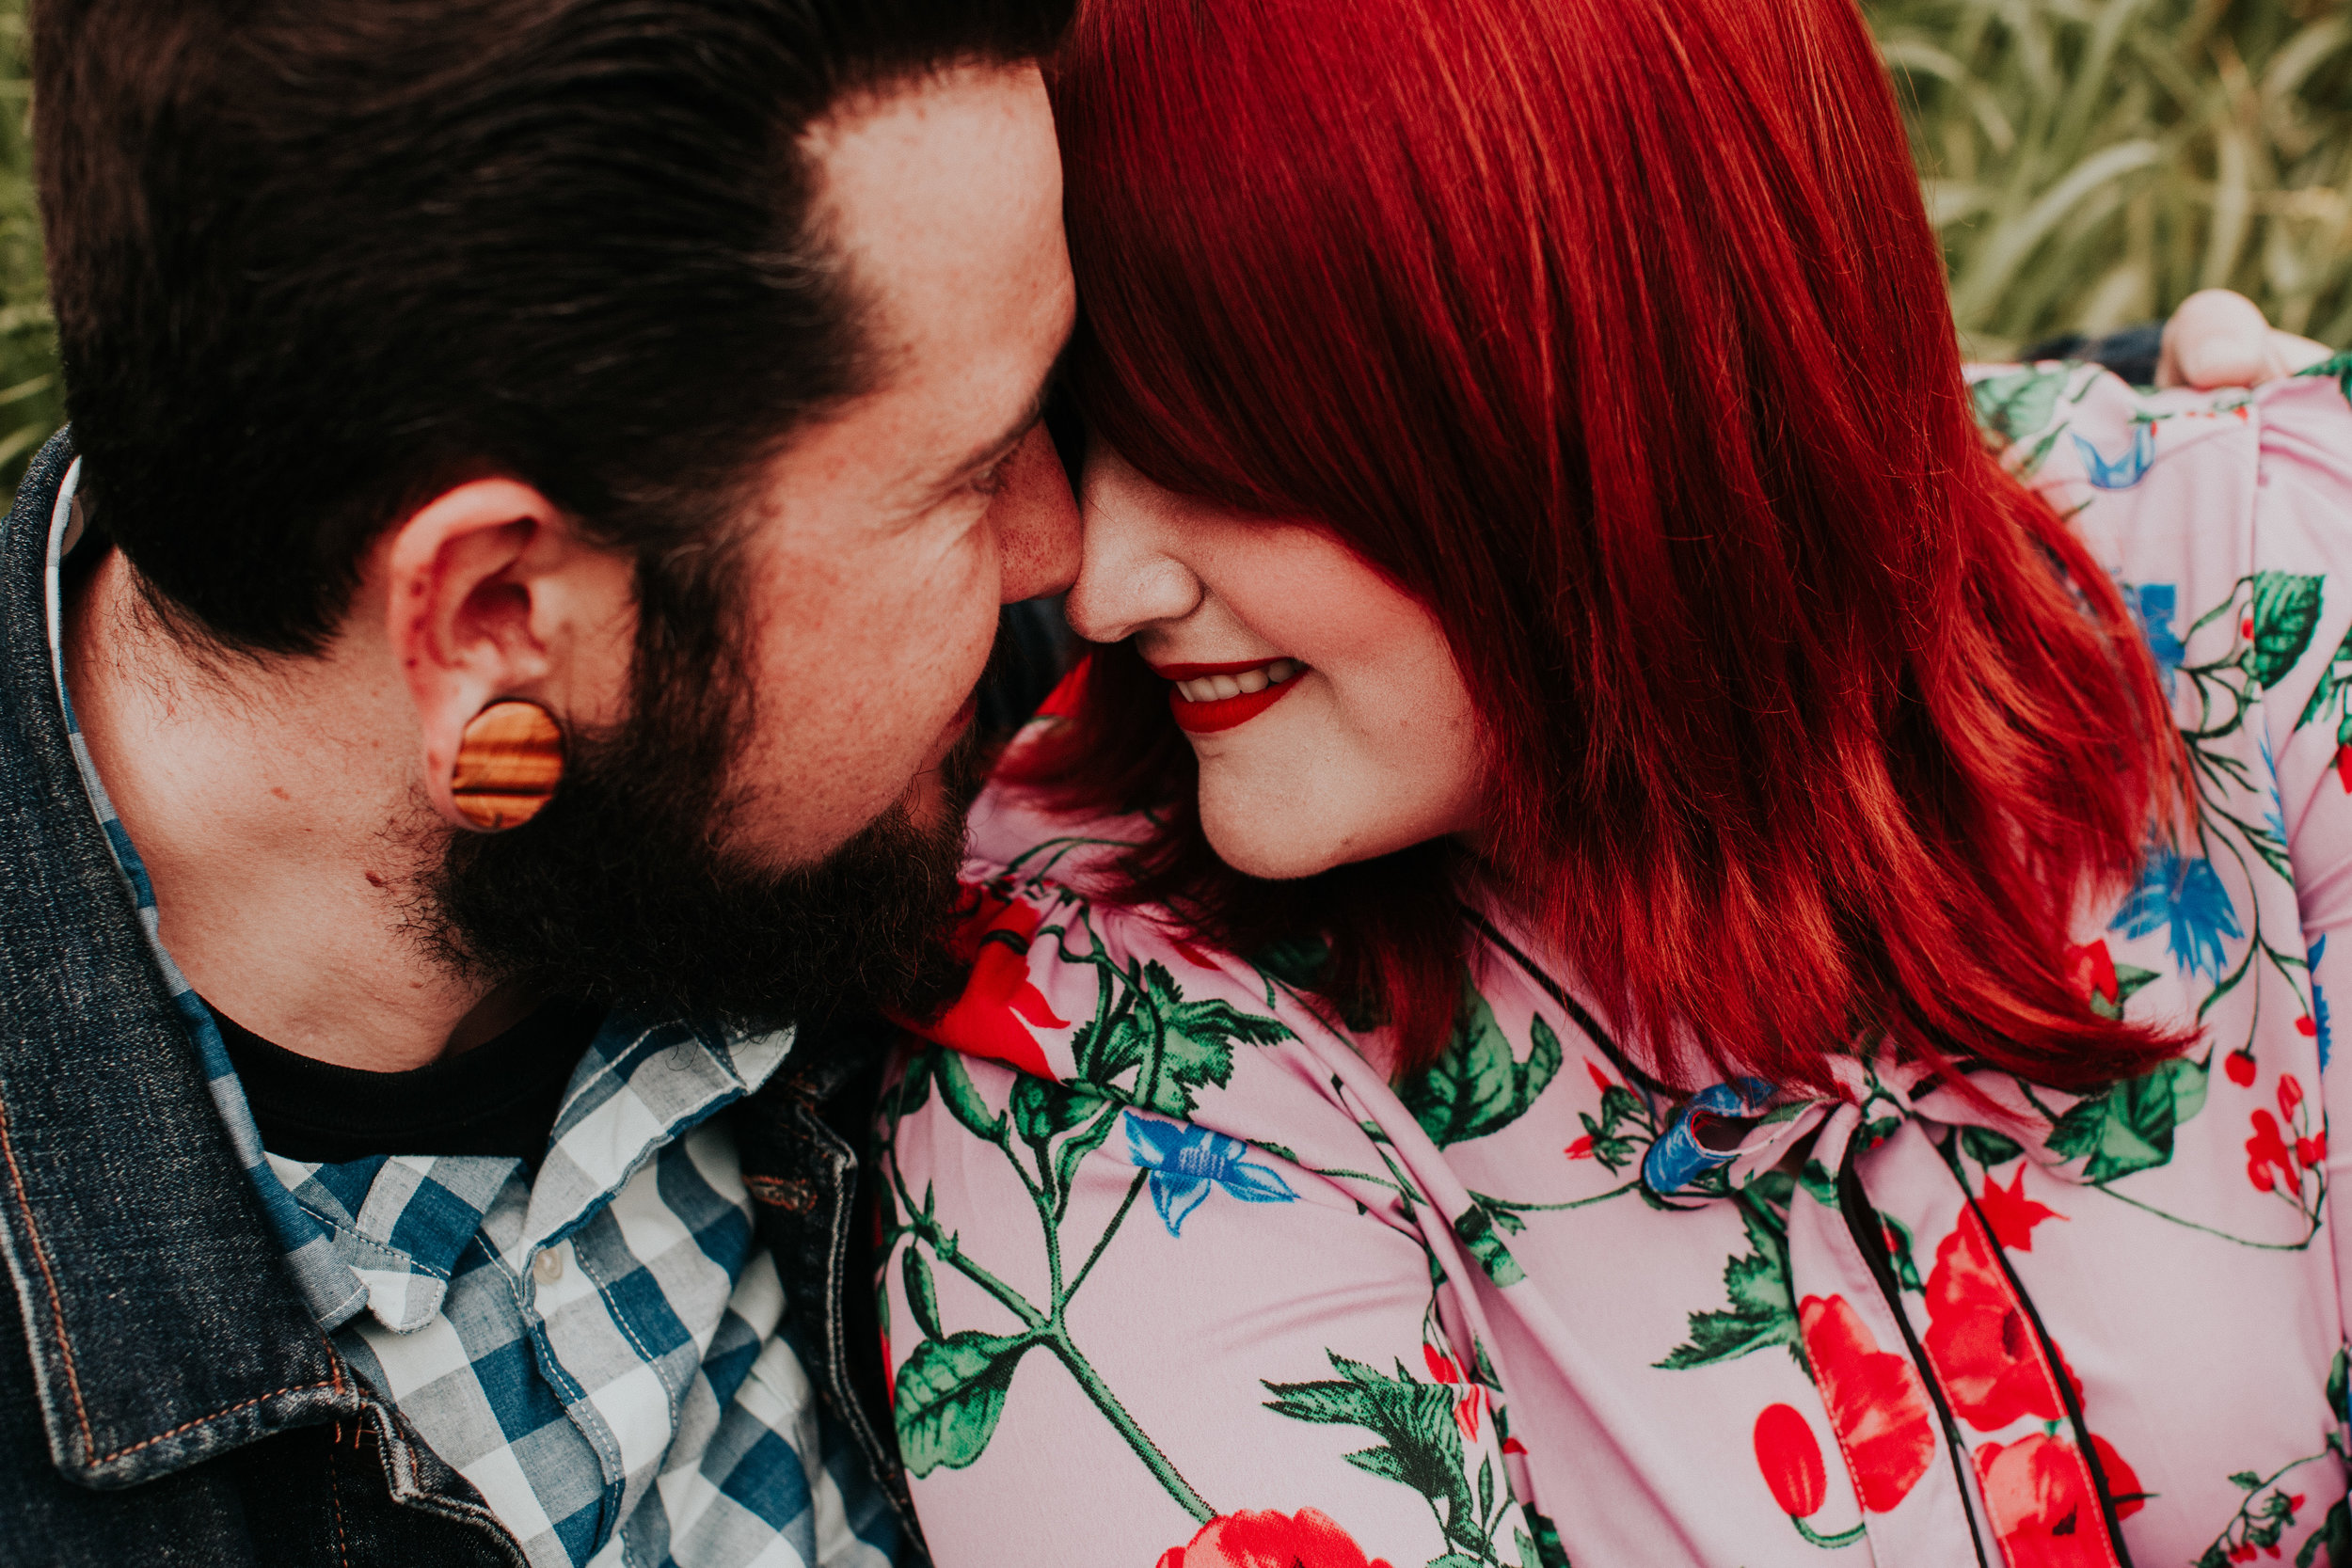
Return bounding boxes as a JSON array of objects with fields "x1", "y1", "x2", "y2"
[{"x1": 1064, "y1": 455, "x2": 1204, "y2": 644}]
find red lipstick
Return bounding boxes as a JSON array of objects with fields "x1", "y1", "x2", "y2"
[{"x1": 1150, "y1": 657, "x2": 1308, "y2": 735}]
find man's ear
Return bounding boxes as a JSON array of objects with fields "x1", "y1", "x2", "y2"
[{"x1": 382, "y1": 479, "x2": 639, "y2": 829}]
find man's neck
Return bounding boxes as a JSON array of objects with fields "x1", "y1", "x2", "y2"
[{"x1": 62, "y1": 549, "x2": 516, "y2": 1070}]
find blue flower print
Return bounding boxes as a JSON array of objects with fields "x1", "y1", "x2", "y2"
[
  {"x1": 2313, "y1": 933, "x2": 2333, "y2": 1075},
  {"x1": 2262, "y1": 730, "x2": 2289, "y2": 852},
  {"x1": 2109, "y1": 846, "x2": 2243, "y2": 982},
  {"x1": 2125, "y1": 583, "x2": 2185, "y2": 696},
  {"x1": 2073, "y1": 421, "x2": 2156, "y2": 489},
  {"x1": 1643, "y1": 1077, "x2": 1776, "y2": 1195},
  {"x1": 1123, "y1": 1114, "x2": 1296, "y2": 1238}
]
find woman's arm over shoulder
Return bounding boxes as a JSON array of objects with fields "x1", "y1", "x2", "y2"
[{"x1": 876, "y1": 1041, "x2": 1532, "y2": 1568}]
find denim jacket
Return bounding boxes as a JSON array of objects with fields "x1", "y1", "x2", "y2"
[{"x1": 0, "y1": 431, "x2": 955, "y2": 1566}]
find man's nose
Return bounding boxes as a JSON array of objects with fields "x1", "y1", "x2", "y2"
[{"x1": 993, "y1": 423, "x2": 1081, "y2": 603}]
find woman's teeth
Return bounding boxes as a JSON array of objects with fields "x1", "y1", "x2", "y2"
[{"x1": 1175, "y1": 659, "x2": 1301, "y2": 704}]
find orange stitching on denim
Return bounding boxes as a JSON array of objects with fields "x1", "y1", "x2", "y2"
[
  {"x1": 0, "y1": 1090, "x2": 353, "y2": 1468},
  {"x1": 326, "y1": 1423, "x2": 353, "y2": 1568},
  {"x1": 0, "y1": 1086, "x2": 94, "y2": 1460},
  {"x1": 89, "y1": 1380, "x2": 342, "y2": 1464}
]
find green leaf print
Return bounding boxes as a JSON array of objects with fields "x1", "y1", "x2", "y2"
[
  {"x1": 1520, "y1": 1508, "x2": 1572, "y2": 1568},
  {"x1": 2296, "y1": 350, "x2": 2352, "y2": 406},
  {"x1": 1263, "y1": 1352, "x2": 1485, "y2": 1555},
  {"x1": 2296, "y1": 623, "x2": 2352, "y2": 737},
  {"x1": 1250, "y1": 935, "x2": 1388, "y2": 1030},
  {"x1": 1076, "y1": 959, "x2": 1295, "y2": 1119},
  {"x1": 1010, "y1": 1073, "x2": 1100, "y2": 1144},
  {"x1": 2090, "y1": 963, "x2": 2163, "y2": 1022},
  {"x1": 933, "y1": 1051, "x2": 1007, "y2": 1144},
  {"x1": 1453, "y1": 1202, "x2": 1527, "y2": 1287},
  {"x1": 891, "y1": 1050, "x2": 934, "y2": 1117},
  {"x1": 1972, "y1": 366, "x2": 2070, "y2": 445},
  {"x1": 2045, "y1": 1053, "x2": 2211, "y2": 1183},
  {"x1": 1400, "y1": 989, "x2": 1564, "y2": 1148},
  {"x1": 902, "y1": 1247, "x2": 943, "y2": 1340},
  {"x1": 1655, "y1": 1188, "x2": 1799, "y2": 1370},
  {"x1": 2248, "y1": 572, "x2": 2325, "y2": 689},
  {"x1": 1962, "y1": 1127, "x2": 2026, "y2": 1167},
  {"x1": 1251, "y1": 935, "x2": 1329, "y2": 993},
  {"x1": 896, "y1": 1329, "x2": 1040, "y2": 1477},
  {"x1": 1881, "y1": 1213, "x2": 1923, "y2": 1293},
  {"x1": 2296, "y1": 1499, "x2": 2352, "y2": 1568}
]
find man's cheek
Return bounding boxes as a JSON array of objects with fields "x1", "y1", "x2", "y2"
[{"x1": 902, "y1": 766, "x2": 952, "y2": 832}]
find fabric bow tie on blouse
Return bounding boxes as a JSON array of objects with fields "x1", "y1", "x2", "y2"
[{"x1": 1635, "y1": 1051, "x2": 2209, "y2": 1562}]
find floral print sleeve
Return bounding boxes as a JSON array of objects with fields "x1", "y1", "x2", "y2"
[
  {"x1": 877, "y1": 873, "x2": 1539, "y2": 1568},
  {"x1": 883, "y1": 363, "x2": 2352, "y2": 1568}
]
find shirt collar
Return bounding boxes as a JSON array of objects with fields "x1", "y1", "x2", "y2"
[{"x1": 40, "y1": 474, "x2": 793, "y2": 1337}]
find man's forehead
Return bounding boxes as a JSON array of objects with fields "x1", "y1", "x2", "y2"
[{"x1": 803, "y1": 62, "x2": 1073, "y2": 495}]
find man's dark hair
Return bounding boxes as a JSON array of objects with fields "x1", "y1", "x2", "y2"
[{"x1": 31, "y1": 0, "x2": 1072, "y2": 656}]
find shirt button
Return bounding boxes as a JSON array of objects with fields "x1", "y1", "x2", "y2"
[{"x1": 532, "y1": 1247, "x2": 565, "y2": 1286}]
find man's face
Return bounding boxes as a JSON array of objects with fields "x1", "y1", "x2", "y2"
[
  {"x1": 422, "y1": 65, "x2": 1075, "y2": 1027},
  {"x1": 726, "y1": 63, "x2": 1078, "y2": 867}
]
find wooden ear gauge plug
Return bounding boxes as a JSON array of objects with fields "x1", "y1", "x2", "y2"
[{"x1": 451, "y1": 699, "x2": 564, "y2": 832}]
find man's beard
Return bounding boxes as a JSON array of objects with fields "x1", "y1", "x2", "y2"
[{"x1": 416, "y1": 580, "x2": 989, "y2": 1033}]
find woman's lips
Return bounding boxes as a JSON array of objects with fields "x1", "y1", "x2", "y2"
[{"x1": 1151, "y1": 657, "x2": 1307, "y2": 735}]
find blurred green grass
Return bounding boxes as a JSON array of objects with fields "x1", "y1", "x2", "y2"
[
  {"x1": 1870, "y1": 0, "x2": 2352, "y2": 357},
  {"x1": 0, "y1": 1, "x2": 2340, "y2": 488},
  {"x1": 0, "y1": 2, "x2": 57, "y2": 491}
]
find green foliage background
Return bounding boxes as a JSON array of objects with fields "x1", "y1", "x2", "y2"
[
  {"x1": 1874, "y1": 0, "x2": 2352, "y2": 357},
  {"x1": 0, "y1": 0, "x2": 2342, "y2": 484}
]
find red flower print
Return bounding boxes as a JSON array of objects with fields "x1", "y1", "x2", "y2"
[
  {"x1": 1979, "y1": 1166, "x2": 2066, "y2": 1253},
  {"x1": 1923, "y1": 1211, "x2": 2069, "y2": 1431},
  {"x1": 2248, "y1": 1109, "x2": 2297, "y2": 1194},
  {"x1": 912, "y1": 882, "x2": 1069, "y2": 1079},
  {"x1": 1034, "y1": 661, "x2": 1089, "y2": 721},
  {"x1": 1169, "y1": 934, "x2": 1222, "y2": 973},
  {"x1": 1420, "y1": 1345, "x2": 1482, "y2": 1437},
  {"x1": 2335, "y1": 742, "x2": 2352, "y2": 794},
  {"x1": 2227, "y1": 1049, "x2": 2258, "y2": 1087},
  {"x1": 1797, "y1": 1294, "x2": 1936, "y2": 1513},
  {"x1": 1586, "y1": 1061, "x2": 1614, "y2": 1096},
  {"x1": 1753, "y1": 1402, "x2": 1828, "y2": 1518},
  {"x1": 1156, "y1": 1510, "x2": 1394, "y2": 1568},
  {"x1": 1565, "y1": 1135, "x2": 1596, "y2": 1160},
  {"x1": 2279, "y1": 1076, "x2": 2304, "y2": 1117},
  {"x1": 1972, "y1": 1433, "x2": 2131, "y2": 1567},
  {"x1": 2065, "y1": 942, "x2": 2119, "y2": 1008},
  {"x1": 2091, "y1": 1435, "x2": 2146, "y2": 1520}
]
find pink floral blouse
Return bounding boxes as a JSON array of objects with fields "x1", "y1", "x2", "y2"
[{"x1": 878, "y1": 364, "x2": 2352, "y2": 1568}]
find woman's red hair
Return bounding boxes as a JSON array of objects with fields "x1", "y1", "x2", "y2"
[{"x1": 1016, "y1": 0, "x2": 2186, "y2": 1092}]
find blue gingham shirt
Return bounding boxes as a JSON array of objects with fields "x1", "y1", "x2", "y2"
[{"x1": 40, "y1": 461, "x2": 898, "y2": 1568}]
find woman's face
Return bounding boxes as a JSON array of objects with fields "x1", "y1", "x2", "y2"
[{"x1": 1065, "y1": 446, "x2": 1485, "y2": 878}]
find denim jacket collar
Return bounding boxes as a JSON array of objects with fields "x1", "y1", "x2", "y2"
[{"x1": 0, "y1": 430, "x2": 363, "y2": 1489}]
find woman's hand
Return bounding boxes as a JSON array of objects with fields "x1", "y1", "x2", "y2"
[{"x1": 2159, "y1": 288, "x2": 2334, "y2": 389}]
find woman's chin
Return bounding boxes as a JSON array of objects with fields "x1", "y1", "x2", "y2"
[{"x1": 1199, "y1": 814, "x2": 1346, "y2": 882}]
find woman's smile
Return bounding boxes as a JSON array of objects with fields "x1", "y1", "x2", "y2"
[{"x1": 1152, "y1": 656, "x2": 1308, "y2": 733}]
